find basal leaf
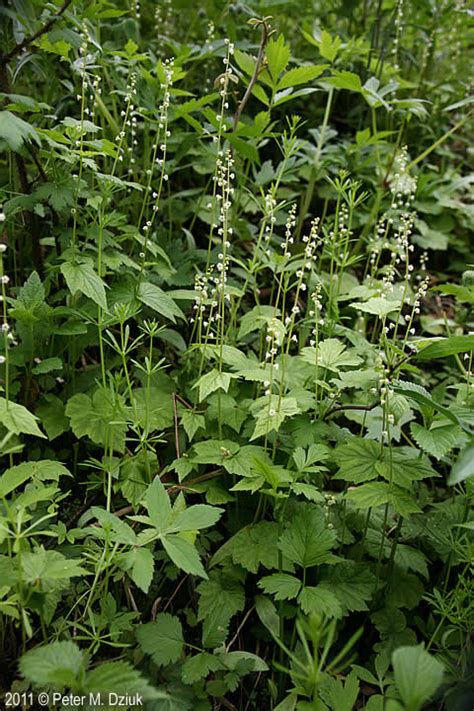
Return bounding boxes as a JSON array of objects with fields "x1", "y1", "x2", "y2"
[
  {"x1": 266, "y1": 35, "x2": 291, "y2": 80},
  {"x1": 346, "y1": 482, "x2": 391, "y2": 509},
  {"x1": 211, "y1": 521, "x2": 281, "y2": 573},
  {"x1": 20, "y1": 641, "x2": 86, "y2": 688},
  {"x1": 197, "y1": 571, "x2": 245, "y2": 648},
  {"x1": 137, "y1": 282, "x2": 184, "y2": 323},
  {"x1": 162, "y1": 534, "x2": 207, "y2": 578},
  {"x1": 136, "y1": 613, "x2": 184, "y2": 667},
  {"x1": 171, "y1": 504, "x2": 223, "y2": 532},
  {"x1": 125, "y1": 547, "x2": 154, "y2": 593},
  {"x1": 61, "y1": 260, "x2": 107, "y2": 310},
  {"x1": 392, "y1": 645, "x2": 444, "y2": 711},
  {"x1": 350, "y1": 297, "x2": 401, "y2": 317},
  {"x1": 278, "y1": 508, "x2": 337, "y2": 568},
  {"x1": 277, "y1": 64, "x2": 328, "y2": 90},
  {"x1": 410, "y1": 422, "x2": 460, "y2": 459},
  {"x1": 0, "y1": 398, "x2": 46, "y2": 438},
  {"x1": 448, "y1": 441, "x2": 474, "y2": 485},
  {"x1": 84, "y1": 660, "x2": 163, "y2": 700},
  {"x1": 258, "y1": 574, "x2": 301, "y2": 600},
  {"x1": 195, "y1": 369, "x2": 231, "y2": 401},
  {"x1": 144, "y1": 476, "x2": 172, "y2": 529},
  {"x1": 0, "y1": 111, "x2": 40, "y2": 151},
  {"x1": 298, "y1": 585, "x2": 343, "y2": 617}
]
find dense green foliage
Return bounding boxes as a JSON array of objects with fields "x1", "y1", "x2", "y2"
[{"x1": 0, "y1": 0, "x2": 473, "y2": 709}]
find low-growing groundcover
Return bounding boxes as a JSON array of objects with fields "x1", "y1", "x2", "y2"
[{"x1": 0, "y1": 0, "x2": 473, "y2": 709}]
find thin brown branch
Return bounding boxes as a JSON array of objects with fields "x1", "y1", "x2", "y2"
[
  {"x1": 4, "y1": 0, "x2": 74, "y2": 62},
  {"x1": 233, "y1": 19, "x2": 271, "y2": 130},
  {"x1": 225, "y1": 605, "x2": 255, "y2": 652},
  {"x1": 162, "y1": 575, "x2": 189, "y2": 613}
]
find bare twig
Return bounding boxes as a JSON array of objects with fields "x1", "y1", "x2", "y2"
[
  {"x1": 113, "y1": 505, "x2": 133, "y2": 518},
  {"x1": 225, "y1": 605, "x2": 255, "y2": 652},
  {"x1": 162, "y1": 575, "x2": 189, "y2": 613}
]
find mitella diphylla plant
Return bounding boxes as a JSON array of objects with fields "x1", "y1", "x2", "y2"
[{"x1": 0, "y1": 2, "x2": 472, "y2": 710}]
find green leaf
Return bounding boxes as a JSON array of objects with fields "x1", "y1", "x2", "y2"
[
  {"x1": 392, "y1": 380, "x2": 466, "y2": 430},
  {"x1": 197, "y1": 571, "x2": 245, "y2": 648},
  {"x1": 234, "y1": 49, "x2": 256, "y2": 77},
  {"x1": 61, "y1": 260, "x2": 107, "y2": 309},
  {"x1": 144, "y1": 476, "x2": 172, "y2": 529},
  {"x1": 238, "y1": 305, "x2": 282, "y2": 339},
  {"x1": 0, "y1": 460, "x2": 70, "y2": 497},
  {"x1": 194, "y1": 369, "x2": 231, "y2": 401},
  {"x1": 251, "y1": 396, "x2": 300, "y2": 440},
  {"x1": 136, "y1": 613, "x2": 184, "y2": 667},
  {"x1": 319, "y1": 671, "x2": 359, "y2": 711},
  {"x1": 0, "y1": 464, "x2": 37, "y2": 497},
  {"x1": 0, "y1": 111, "x2": 40, "y2": 151},
  {"x1": 181, "y1": 652, "x2": 222, "y2": 684},
  {"x1": 37, "y1": 35, "x2": 71, "y2": 59},
  {"x1": 191, "y1": 439, "x2": 240, "y2": 466},
  {"x1": 391, "y1": 487, "x2": 422, "y2": 517},
  {"x1": 266, "y1": 35, "x2": 291, "y2": 80},
  {"x1": 255, "y1": 595, "x2": 280, "y2": 638},
  {"x1": 32, "y1": 357, "x2": 63, "y2": 375},
  {"x1": 334, "y1": 439, "x2": 380, "y2": 483},
  {"x1": 20, "y1": 641, "x2": 86, "y2": 688},
  {"x1": 318, "y1": 30, "x2": 342, "y2": 62},
  {"x1": 298, "y1": 585, "x2": 343, "y2": 618},
  {"x1": 328, "y1": 70, "x2": 363, "y2": 92},
  {"x1": 278, "y1": 508, "x2": 337, "y2": 568},
  {"x1": 301, "y1": 338, "x2": 362, "y2": 372},
  {"x1": 36, "y1": 395, "x2": 69, "y2": 440},
  {"x1": 291, "y1": 483, "x2": 325, "y2": 502},
  {"x1": 171, "y1": 504, "x2": 223, "y2": 532},
  {"x1": 0, "y1": 398, "x2": 46, "y2": 438},
  {"x1": 66, "y1": 387, "x2": 128, "y2": 452},
  {"x1": 137, "y1": 282, "x2": 183, "y2": 323},
  {"x1": 180, "y1": 410, "x2": 205, "y2": 441},
  {"x1": 350, "y1": 297, "x2": 401, "y2": 317},
  {"x1": 126, "y1": 547, "x2": 154, "y2": 593},
  {"x1": 91, "y1": 507, "x2": 137, "y2": 545},
  {"x1": 414, "y1": 335, "x2": 474, "y2": 361},
  {"x1": 84, "y1": 660, "x2": 163, "y2": 700},
  {"x1": 436, "y1": 283, "x2": 474, "y2": 304},
  {"x1": 162, "y1": 534, "x2": 207, "y2": 578},
  {"x1": 133, "y1": 387, "x2": 174, "y2": 431},
  {"x1": 392, "y1": 645, "x2": 444, "y2": 711},
  {"x1": 258, "y1": 574, "x2": 302, "y2": 600},
  {"x1": 410, "y1": 422, "x2": 460, "y2": 459},
  {"x1": 211, "y1": 521, "x2": 281, "y2": 573},
  {"x1": 277, "y1": 64, "x2": 328, "y2": 90},
  {"x1": 448, "y1": 441, "x2": 474, "y2": 485},
  {"x1": 21, "y1": 548, "x2": 87, "y2": 585},
  {"x1": 321, "y1": 564, "x2": 376, "y2": 613},
  {"x1": 346, "y1": 482, "x2": 391, "y2": 509}
]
